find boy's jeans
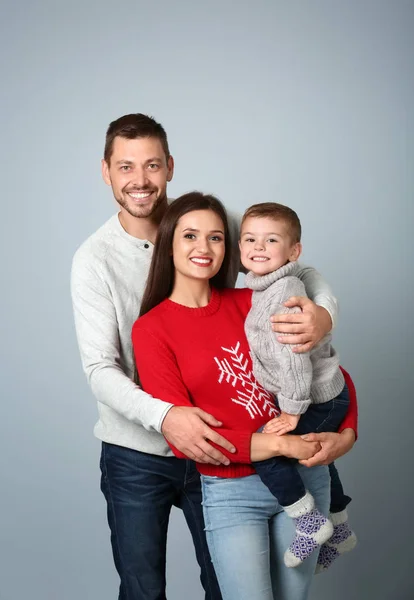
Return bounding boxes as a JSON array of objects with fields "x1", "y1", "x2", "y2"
[{"x1": 254, "y1": 384, "x2": 352, "y2": 510}]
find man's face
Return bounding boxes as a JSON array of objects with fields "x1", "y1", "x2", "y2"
[{"x1": 102, "y1": 136, "x2": 174, "y2": 219}]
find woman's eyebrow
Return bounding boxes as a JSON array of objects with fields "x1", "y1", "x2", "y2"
[{"x1": 182, "y1": 228, "x2": 224, "y2": 234}]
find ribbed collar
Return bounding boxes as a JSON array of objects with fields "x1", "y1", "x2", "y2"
[
  {"x1": 163, "y1": 287, "x2": 222, "y2": 317},
  {"x1": 245, "y1": 261, "x2": 300, "y2": 291}
]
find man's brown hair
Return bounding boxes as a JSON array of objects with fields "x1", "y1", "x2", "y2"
[
  {"x1": 104, "y1": 113, "x2": 170, "y2": 165},
  {"x1": 241, "y1": 202, "x2": 302, "y2": 243}
]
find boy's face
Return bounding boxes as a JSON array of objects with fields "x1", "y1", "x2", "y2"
[{"x1": 239, "y1": 216, "x2": 301, "y2": 276}]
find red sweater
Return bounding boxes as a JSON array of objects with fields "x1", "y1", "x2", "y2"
[{"x1": 132, "y1": 287, "x2": 358, "y2": 478}]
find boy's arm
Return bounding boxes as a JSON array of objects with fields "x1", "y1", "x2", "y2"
[{"x1": 253, "y1": 277, "x2": 314, "y2": 416}]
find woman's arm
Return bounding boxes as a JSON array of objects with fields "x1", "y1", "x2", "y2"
[
  {"x1": 338, "y1": 367, "x2": 358, "y2": 436},
  {"x1": 133, "y1": 324, "x2": 320, "y2": 464}
]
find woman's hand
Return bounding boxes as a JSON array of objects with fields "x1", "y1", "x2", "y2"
[
  {"x1": 278, "y1": 434, "x2": 322, "y2": 460},
  {"x1": 298, "y1": 429, "x2": 356, "y2": 466}
]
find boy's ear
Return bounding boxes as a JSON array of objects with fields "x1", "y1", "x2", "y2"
[{"x1": 290, "y1": 242, "x2": 302, "y2": 262}]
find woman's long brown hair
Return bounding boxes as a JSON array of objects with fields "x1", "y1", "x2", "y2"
[{"x1": 139, "y1": 191, "x2": 231, "y2": 318}]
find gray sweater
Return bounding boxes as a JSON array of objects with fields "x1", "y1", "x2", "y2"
[
  {"x1": 71, "y1": 212, "x2": 339, "y2": 455},
  {"x1": 245, "y1": 262, "x2": 344, "y2": 415}
]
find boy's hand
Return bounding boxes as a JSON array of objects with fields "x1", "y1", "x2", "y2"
[{"x1": 263, "y1": 412, "x2": 300, "y2": 436}]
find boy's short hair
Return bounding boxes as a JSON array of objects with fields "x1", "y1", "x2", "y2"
[{"x1": 241, "y1": 202, "x2": 302, "y2": 243}]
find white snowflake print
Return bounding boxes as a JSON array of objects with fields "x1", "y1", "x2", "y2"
[{"x1": 214, "y1": 341, "x2": 279, "y2": 419}]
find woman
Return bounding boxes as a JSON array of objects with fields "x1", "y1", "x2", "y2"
[{"x1": 132, "y1": 192, "x2": 357, "y2": 600}]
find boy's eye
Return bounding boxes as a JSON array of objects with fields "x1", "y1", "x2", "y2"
[
  {"x1": 268, "y1": 238, "x2": 277, "y2": 243},
  {"x1": 245, "y1": 238, "x2": 255, "y2": 243}
]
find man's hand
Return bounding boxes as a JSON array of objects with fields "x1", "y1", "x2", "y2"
[
  {"x1": 161, "y1": 406, "x2": 236, "y2": 466},
  {"x1": 263, "y1": 412, "x2": 300, "y2": 436},
  {"x1": 298, "y1": 429, "x2": 356, "y2": 467},
  {"x1": 270, "y1": 297, "x2": 332, "y2": 353}
]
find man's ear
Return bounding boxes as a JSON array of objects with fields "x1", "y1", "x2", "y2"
[
  {"x1": 167, "y1": 155, "x2": 174, "y2": 182},
  {"x1": 102, "y1": 159, "x2": 111, "y2": 186}
]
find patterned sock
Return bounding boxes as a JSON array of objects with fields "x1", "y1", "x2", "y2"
[
  {"x1": 283, "y1": 491, "x2": 334, "y2": 568},
  {"x1": 315, "y1": 509, "x2": 357, "y2": 574}
]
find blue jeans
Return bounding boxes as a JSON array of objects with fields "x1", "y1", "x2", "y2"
[
  {"x1": 100, "y1": 442, "x2": 222, "y2": 600},
  {"x1": 202, "y1": 465, "x2": 330, "y2": 600},
  {"x1": 254, "y1": 384, "x2": 352, "y2": 511}
]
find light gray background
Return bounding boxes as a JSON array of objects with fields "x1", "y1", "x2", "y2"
[{"x1": 1, "y1": 1, "x2": 413, "y2": 599}]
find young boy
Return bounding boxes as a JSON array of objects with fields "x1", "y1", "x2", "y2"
[{"x1": 240, "y1": 202, "x2": 357, "y2": 570}]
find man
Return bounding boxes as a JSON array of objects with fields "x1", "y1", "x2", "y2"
[{"x1": 71, "y1": 113, "x2": 356, "y2": 599}]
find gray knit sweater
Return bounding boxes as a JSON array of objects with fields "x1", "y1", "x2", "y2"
[{"x1": 244, "y1": 262, "x2": 344, "y2": 415}]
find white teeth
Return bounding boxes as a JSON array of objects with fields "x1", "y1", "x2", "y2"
[
  {"x1": 252, "y1": 257, "x2": 268, "y2": 262},
  {"x1": 190, "y1": 258, "x2": 212, "y2": 264},
  {"x1": 129, "y1": 192, "x2": 152, "y2": 199}
]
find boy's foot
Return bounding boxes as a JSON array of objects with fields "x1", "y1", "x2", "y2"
[
  {"x1": 315, "y1": 509, "x2": 357, "y2": 573},
  {"x1": 283, "y1": 491, "x2": 334, "y2": 568}
]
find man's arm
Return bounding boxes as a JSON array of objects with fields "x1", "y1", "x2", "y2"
[
  {"x1": 71, "y1": 251, "x2": 235, "y2": 464},
  {"x1": 270, "y1": 264, "x2": 338, "y2": 353},
  {"x1": 295, "y1": 264, "x2": 339, "y2": 328},
  {"x1": 71, "y1": 250, "x2": 173, "y2": 432}
]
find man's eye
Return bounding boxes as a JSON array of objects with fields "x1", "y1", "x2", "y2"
[
  {"x1": 148, "y1": 163, "x2": 159, "y2": 170},
  {"x1": 120, "y1": 165, "x2": 131, "y2": 172}
]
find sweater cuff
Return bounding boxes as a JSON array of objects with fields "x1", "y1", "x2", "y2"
[
  {"x1": 277, "y1": 395, "x2": 311, "y2": 415},
  {"x1": 209, "y1": 430, "x2": 253, "y2": 464},
  {"x1": 157, "y1": 402, "x2": 175, "y2": 434}
]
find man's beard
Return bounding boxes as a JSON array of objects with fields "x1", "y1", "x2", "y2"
[{"x1": 116, "y1": 187, "x2": 167, "y2": 219}]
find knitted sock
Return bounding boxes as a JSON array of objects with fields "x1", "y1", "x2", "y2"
[
  {"x1": 283, "y1": 491, "x2": 334, "y2": 568},
  {"x1": 315, "y1": 509, "x2": 357, "y2": 574}
]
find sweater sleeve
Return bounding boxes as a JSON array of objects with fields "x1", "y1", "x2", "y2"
[
  {"x1": 71, "y1": 250, "x2": 173, "y2": 433},
  {"x1": 295, "y1": 263, "x2": 339, "y2": 329},
  {"x1": 338, "y1": 367, "x2": 358, "y2": 438},
  {"x1": 132, "y1": 324, "x2": 253, "y2": 463}
]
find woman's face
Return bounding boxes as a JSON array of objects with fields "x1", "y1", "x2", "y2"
[{"x1": 171, "y1": 209, "x2": 226, "y2": 285}]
